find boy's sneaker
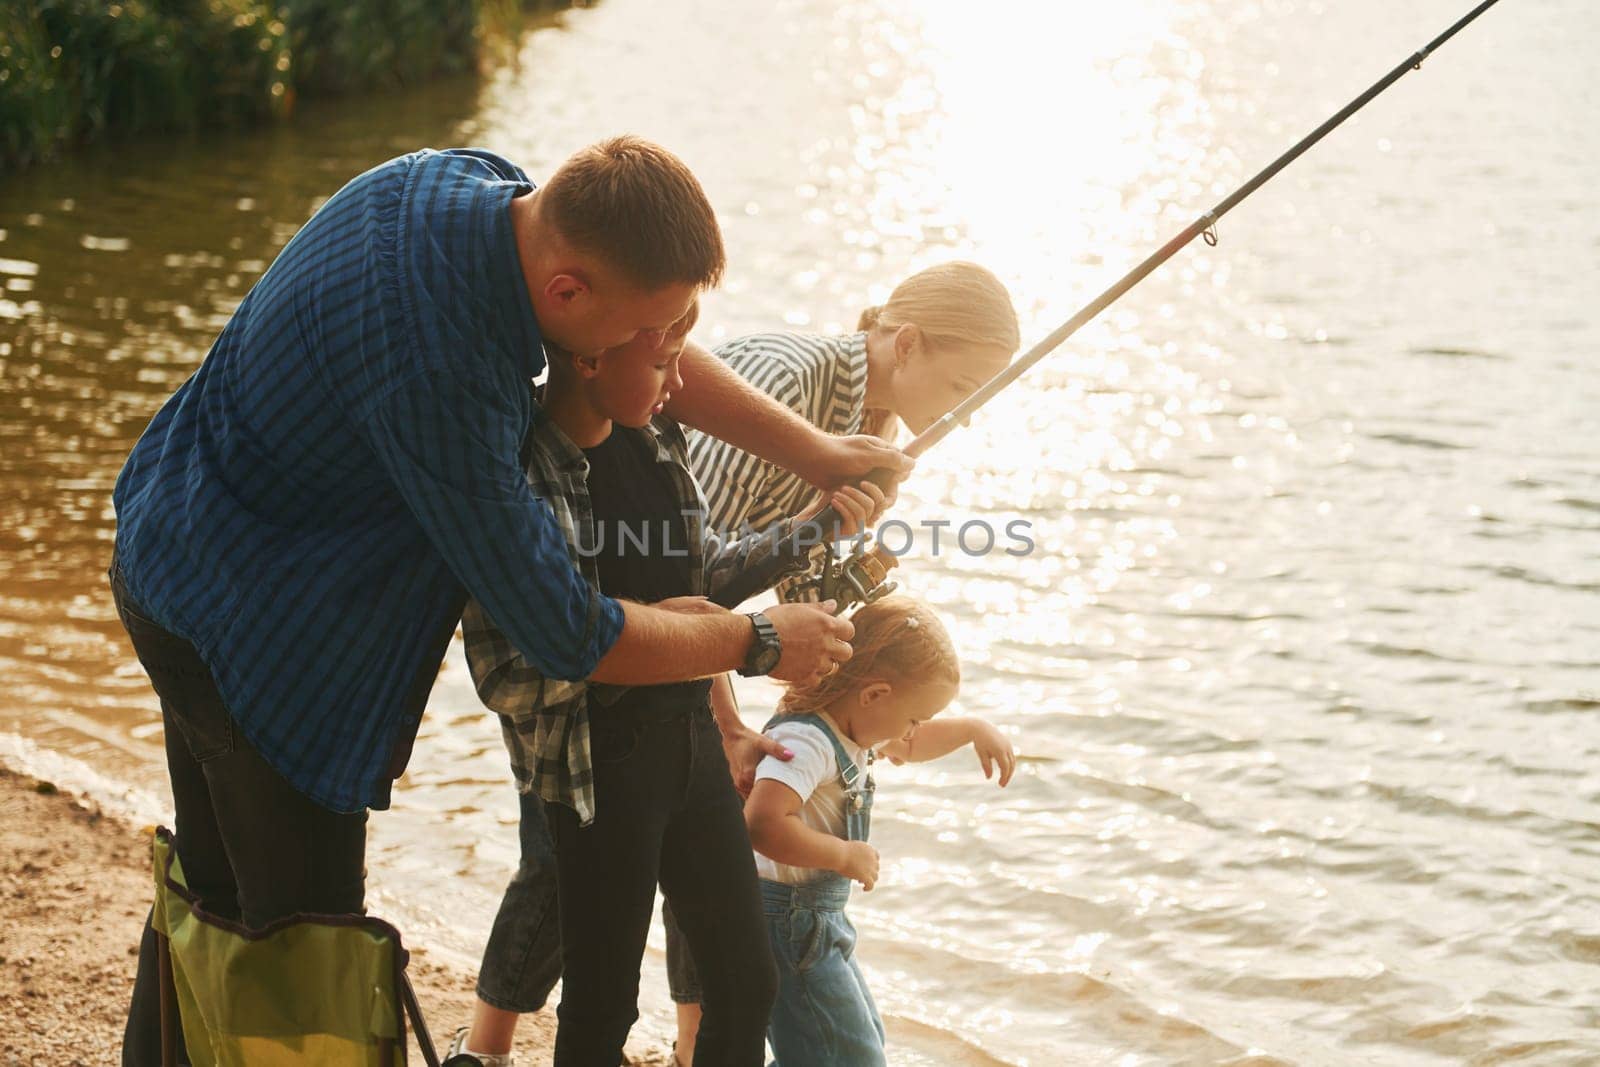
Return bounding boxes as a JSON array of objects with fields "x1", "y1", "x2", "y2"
[{"x1": 443, "y1": 1026, "x2": 517, "y2": 1067}]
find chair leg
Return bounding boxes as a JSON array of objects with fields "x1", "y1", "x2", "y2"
[
  {"x1": 401, "y1": 971, "x2": 442, "y2": 1067},
  {"x1": 156, "y1": 930, "x2": 177, "y2": 1067}
]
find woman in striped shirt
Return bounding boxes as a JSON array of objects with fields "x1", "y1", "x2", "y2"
[
  {"x1": 688, "y1": 260, "x2": 1020, "y2": 546},
  {"x1": 671, "y1": 260, "x2": 1021, "y2": 1064}
]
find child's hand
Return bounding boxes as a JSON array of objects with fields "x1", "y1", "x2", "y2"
[
  {"x1": 839, "y1": 840, "x2": 880, "y2": 891},
  {"x1": 970, "y1": 720, "x2": 1016, "y2": 787},
  {"x1": 797, "y1": 481, "x2": 887, "y2": 540}
]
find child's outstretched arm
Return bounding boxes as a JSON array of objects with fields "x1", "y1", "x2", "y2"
[
  {"x1": 746, "y1": 780, "x2": 880, "y2": 890},
  {"x1": 877, "y1": 717, "x2": 1017, "y2": 786}
]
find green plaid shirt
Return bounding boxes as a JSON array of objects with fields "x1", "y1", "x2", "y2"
[{"x1": 462, "y1": 401, "x2": 797, "y2": 825}]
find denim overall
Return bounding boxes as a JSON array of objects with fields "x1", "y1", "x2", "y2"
[{"x1": 759, "y1": 713, "x2": 886, "y2": 1067}]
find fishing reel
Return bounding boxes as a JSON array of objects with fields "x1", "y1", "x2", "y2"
[{"x1": 783, "y1": 536, "x2": 900, "y2": 615}]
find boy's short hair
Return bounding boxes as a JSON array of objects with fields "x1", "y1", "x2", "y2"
[
  {"x1": 542, "y1": 136, "x2": 726, "y2": 292},
  {"x1": 544, "y1": 298, "x2": 696, "y2": 378}
]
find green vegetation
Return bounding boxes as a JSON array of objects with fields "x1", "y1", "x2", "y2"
[
  {"x1": 280, "y1": 0, "x2": 479, "y2": 98},
  {"x1": 0, "y1": 0, "x2": 568, "y2": 172}
]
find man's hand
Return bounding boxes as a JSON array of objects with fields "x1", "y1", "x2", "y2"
[
  {"x1": 799, "y1": 434, "x2": 913, "y2": 498},
  {"x1": 764, "y1": 600, "x2": 854, "y2": 684}
]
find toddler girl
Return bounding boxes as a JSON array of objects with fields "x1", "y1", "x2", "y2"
[{"x1": 745, "y1": 594, "x2": 1009, "y2": 1066}]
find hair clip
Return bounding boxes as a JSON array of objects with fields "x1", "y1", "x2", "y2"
[{"x1": 904, "y1": 617, "x2": 920, "y2": 630}]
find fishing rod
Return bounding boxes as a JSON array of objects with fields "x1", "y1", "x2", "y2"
[{"x1": 711, "y1": 0, "x2": 1505, "y2": 611}]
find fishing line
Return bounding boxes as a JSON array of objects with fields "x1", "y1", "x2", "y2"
[{"x1": 712, "y1": 0, "x2": 1505, "y2": 610}]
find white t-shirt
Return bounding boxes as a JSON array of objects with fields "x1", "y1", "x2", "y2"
[{"x1": 752, "y1": 712, "x2": 869, "y2": 885}]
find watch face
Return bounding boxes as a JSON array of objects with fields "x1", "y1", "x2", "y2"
[{"x1": 755, "y1": 644, "x2": 782, "y2": 674}]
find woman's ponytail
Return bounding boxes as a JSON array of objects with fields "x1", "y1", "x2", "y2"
[{"x1": 858, "y1": 262, "x2": 1019, "y2": 357}]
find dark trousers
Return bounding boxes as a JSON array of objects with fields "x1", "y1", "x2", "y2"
[
  {"x1": 475, "y1": 788, "x2": 564, "y2": 1013},
  {"x1": 113, "y1": 562, "x2": 368, "y2": 1066},
  {"x1": 664, "y1": 898, "x2": 703, "y2": 1003},
  {"x1": 547, "y1": 701, "x2": 777, "y2": 1066}
]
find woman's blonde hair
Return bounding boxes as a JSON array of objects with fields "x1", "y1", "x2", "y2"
[
  {"x1": 857, "y1": 261, "x2": 1020, "y2": 356},
  {"x1": 777, "y1": 594, "x2": 960, "y2": 715}
]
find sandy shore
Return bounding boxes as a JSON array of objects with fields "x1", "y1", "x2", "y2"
[{"x1": 0, "y1": 764, "x2": 671, "y2": 1066}]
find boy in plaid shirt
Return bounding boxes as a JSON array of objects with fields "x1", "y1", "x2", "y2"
[{"x1": 457, "y1": 301, "x2": 884, "y2": 1066}]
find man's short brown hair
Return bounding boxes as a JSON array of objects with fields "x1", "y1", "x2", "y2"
[
  {"x1": 541, "y1": 136, "x2": 725, "y2": 291},
  {"x1": 667, "y1": 297, "x2": 700, "y2": 340}
]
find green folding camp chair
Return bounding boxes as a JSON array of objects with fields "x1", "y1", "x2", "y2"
[{"x1": 150, "y1": 827, "x2": 474, "y2": 1066}]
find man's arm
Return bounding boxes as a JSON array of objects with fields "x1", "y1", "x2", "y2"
[
  {"x1": 469, "y1": 592, "x2": 856, "y2": 705},
  {"x1": 592, "y1": 599, "x2": 854, "y2": 688},
  {"x1": 667, "y1": 339, "x2": 913, "y2": 492},
  {"x1": 588, "y1": 600, "x2": 749, "y2": 684},
  {"x1": 363, "y1": 369, "x2": 623, "y2": 684},
  {"x1": 366, "y1": 368, "x2": 853, "y2": 692}
]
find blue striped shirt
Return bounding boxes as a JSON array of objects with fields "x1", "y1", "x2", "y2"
[{"x1": 112, "y1": 149, "x2": 624, "y2": 813}]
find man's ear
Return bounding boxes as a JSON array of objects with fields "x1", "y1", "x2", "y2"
[
  {"x1": 544, "y1": 271, "x2": 591, "y2": 305},
  {"x1": 857, "y1": 681, "x2": 893, "y2": 706}
]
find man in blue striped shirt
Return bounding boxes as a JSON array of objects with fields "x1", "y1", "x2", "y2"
[{"x1": 111, "y1": 137, "x2": 908, "y2": 1064}]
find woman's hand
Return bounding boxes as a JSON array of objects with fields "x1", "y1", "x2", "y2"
[
  {"x1": 708, "y1": 673, "x2": 791, "y2": 795},
  {"x1": 721, "y1": 720, "x2": 791, "y2": 797},
  {"x1": 713, "y1": 700, "x2": 787, "y2": 807}
]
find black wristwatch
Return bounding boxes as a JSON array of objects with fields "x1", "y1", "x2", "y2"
[{"x1": 739, "y1": 612, "x2": 782, "y2": 677}]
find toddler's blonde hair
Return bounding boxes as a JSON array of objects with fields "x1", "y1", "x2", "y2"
[{"x1": 777, "y1": 594, "x2": 959, "y2": 716}]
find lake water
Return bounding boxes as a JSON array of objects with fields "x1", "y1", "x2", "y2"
[{"x1": 2, "y1": 0, "x2": 1598, "y2": 1063}]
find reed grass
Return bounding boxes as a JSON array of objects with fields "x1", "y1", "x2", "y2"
[{"x1": 1, "y1": 0, "x2": 581, "y2": 172}]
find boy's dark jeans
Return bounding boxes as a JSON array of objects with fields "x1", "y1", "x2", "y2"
[
  {"x1": 112, "y1": 561, "x2": 368, "y2": 1066},
  {"x1": 547, "y1": 698, "x2": 777, "y2": 1066},
  {"x1": 475, "y1": 787, "x2": 564, "y2": 1012},
  {"x1": 664, "y1": 898, "x2": 704, "y2": 1003}
]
